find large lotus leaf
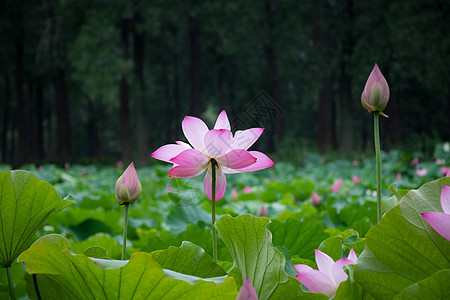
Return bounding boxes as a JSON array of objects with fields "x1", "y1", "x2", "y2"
[
  {"x1": 354, "y1": 177, "x2": 450, "y2": 299},
  {"x1": 0, "y1": 170, "x2": 75, "y2": 267},
  {"x1": 151, "y1": 241, "x2": 226, "y2": 278},
  {"x1": 394, "y1": 269, "x2": 450, "y2": 299},
  {"x1": 18, "y1": 234, "x2": 237, "y2": 299},
  {"x1": 268, "y1": 217, "x2": 329, "y2": 260},
  {"x1": 215, "y1": 214, "x2": 328, "y2": 300}
]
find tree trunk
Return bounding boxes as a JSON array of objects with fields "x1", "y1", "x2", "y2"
[
  {"x1": 53, "y1": 67, "x2": 72, "y2": 159},
  {"x1": 133, "y1": 13, "x2": 149, "y2": 166},
  {"x1": 120, "y1": 18, "x2": 132, "y2": 163},
  {"x1": 317, "y1": 76, "x2": 336, "y2": 153},
  {"x1": 163, "y1": 62, "x2": 172, "y2": 142},
  {"x1": 1, "y1": 74, "x2": 10, "y2": 163},
  {"x1": 188, "y1": 18, "x2": 201, "y2": 116},
  {"x1": 35, "y1": 81, "x2": 44, "y2": 160}
]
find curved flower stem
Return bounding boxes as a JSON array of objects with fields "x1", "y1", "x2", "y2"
[
  {"x1": 211, "y1": 159, "x2": 218, "y2": 262},
  {"x1": 374, "y1": 113, "x2": 382, "y2": 222},
  {"x1": 122, "y1": 202, "x2": 130, "y2": 260},
  {"x1": 6, "y1": 266, "x2": 15, "y2": 300},
  {"x1": 32, "y1": 274, "x2": 42, "y2": 300}
]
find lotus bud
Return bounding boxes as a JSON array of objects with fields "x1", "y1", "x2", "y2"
[
  {"x1": 361, "y1": 63, "x2": 390, "y2": 117},
  {"x1": 236, "y1": 277, "x2": 258, "y2": 300},
  {"x1": 258, "y1": 205, "x2": 268, "y2": 217},
  {"x1": 311, "y1": 191, "x2": 321, "y2": 207},
  {"x1": 115, "y1": 162, "x2": 142, "y2": 205}
]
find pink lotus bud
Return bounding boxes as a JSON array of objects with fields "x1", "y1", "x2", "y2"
[
  {"x1": 352, "y1": 160, "x2": 358, "y2": 167},
  {"x1": 361, "y1": 63, "x2": 390, "y2": 117},
  {"x1": 441, "y1": 167, "x2": 449, "y2": 175},
  {"x1": 258, "y1": 205, "x2": 268, "y2": 217},
  {"x1": 412, "y1": 157, "x2": 419, "y2": 165},
  {"x1": 115, "y1": 162, "x2": 142, "y2": 205},
  {"x1": 396, "y1": 172, "x2": 402, "y2": 180},
  {"x1": 352, "y1": 176, "x2": 360, "y2": 184},
  {"x1": 336, "y1": 178, "x2": 344, "y2": 186},
  {"x1": 236, "y1": 277, "x2": 258, "y2": 300},
  {"x1": 167, "y1": 185, "x2": 173, "y2": 193},
  {"x1": 415, "y1": 168, "x2": 427, "y2": 177},
  {"x1": 231, "y1": 188, "x2": 238, "y2": 200},
  {"x1": 116, "y1": 161, "x2": 124, "y2": 168},
  {"x1": 65, "y1": 162, "x2": 71, "y2": 169},
  {"x1": 331, "y1": 183, "x2": 340, "y2": 192},
  {"x1": 311, "y1": 191, "x2": 321, "y2": 207},
  {"x1": 243, "y1": 186, "x2": 252, "y2": 194}
]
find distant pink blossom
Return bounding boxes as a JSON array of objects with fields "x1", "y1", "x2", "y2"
[
  {"x1": 416, "y1": 168, "x2": 428, "y2": 177},
  {"x1": 336, "y1": 178, "x2": 344, "y2": 186},
  {"x1": 352, "y1": 160, "x2": 358, "y2": 167},
  {"x1": 294, "y1": 249, "x2": 357, "y2": 297},
  {"x1": 116, "y1": 161, "x2": 124, "y2": 168},
  {"x1": 436, "y1": 159, "x2": 445, "y2": 166},
  {"x1": 167, "y1": 186, "x2": 173, "y2": 193},
  {"x1": 396, "y1": 172, "x2": 402, "y2": 180},
  {"x1": 64, "y1": 162, "x2": 70, "y2": 169},
  {"x1": 440, "y1": 167, "x2": 449, "y2": 176},
  {"x1": 311, "y1": 191, "x2": 321, "y2": 207},
  {"x1": 151, "y1": 110, "x2": 274, "y2": 202},
  {"x1": 412, "y1": 157, "x2": 419, "y2": 165},
  {"x1": 236, "y1": 277, "x2": 258, "y2": 300},
  {"x1": 258, "y1": 205, "x2": 268, "y2": 217},
  {"x1": 244, "y1": 186, "x2": 252, "y2": 194},
  {"x1": 352, "y1": 176, "x2": 360, "y2": 184},
  {"x1": 39, "y1": 165, "x2": 44, "y2": 170},
  {"x1": 421, "y1": 186, "x2": 450, "y2": 241},
  {"x1": 231, "y1": 188, "x2": 238, "y2": 200},
  {"x1": 331, "y1": 178, "x2": 344, "y2": 192}
]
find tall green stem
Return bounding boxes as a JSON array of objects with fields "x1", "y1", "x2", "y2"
[
  {"x1": 122, "y1": 203, "x2": 130, "y2": 260},
  {"x1": 6, "y1": 266, "x2": 15, "y2": 300},
  {"x1": 32, "y1": 274, "x2": 42, "y2": 300},
  {"x1": 211, "y1": 159, "x2": 218, "y2": 262},
  {"x1": 374, "y1": 113, "x2": 382, "y2": 223}
]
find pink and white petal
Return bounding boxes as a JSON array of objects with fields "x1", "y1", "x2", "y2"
[
  {"x1": 204, "y1": 129, "x2": 233, "y2": 158},
  {"x1": 152, "y1": 144, "x2": 189, "y2": 163},
  {"x1": 331, "y1": 258, "x2": 354, "y2": 285},
  {"x1": 296, "y1": 270, "x2": 337, "y2": 298},
  {"x1": 182, "y1": 116, "x2": 209, "y2": 151},
  {"x1": 347, "y1": 248, "x2": 357, "y2": 263},
  {"x1": 293, "y1": 264, "x2": 313, "y2": 273},
  {"x1": 440, "y1": 186, "x2": 450, "y2": 214},
  {"x1": 222, "y1": 151, "x2": 274, "y2": 174},
  {"x1": 175, "y1": 141, "x2": 192, "y2": 149},
  {"x1": 214, "y1": 110, "x2": 231, "y2": 131},
  {"x1": 231, "y1": 128, "x2": 264, "y2": 150},
  {"x1": 168, "y1": 165, "x2": 207, "y2": 178},
  {"x1": 203, "y1": 165, "x2": 226, "y2": 202},
  {"x1": 217, "y1": 149, "x2": 257, "y2": 170},
  {"x1": 170, "y1": 149, "x2": 209, "y2": 168},
  {"x1": 315, "y1": 250, "x2": 335, "y2": 279},
  {"x1": 421, "y1": 212, "x2": 450, "y2": 241}
]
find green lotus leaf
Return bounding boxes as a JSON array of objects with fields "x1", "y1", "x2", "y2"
[
  {"x1": 0, "y1": 170, "x2": 75, "y2": 267},
  {"x1": 215, "y1": 214, "x2": 328, "y2": 300},
  {"x1": 18, "y1": 234, "x2": 237, "y2": 299},
  {"x1": 354, "y1": 177, "x2": 450, "y2": 299}
]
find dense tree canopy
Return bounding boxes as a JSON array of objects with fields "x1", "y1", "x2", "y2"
[{"x1": 1, "y1": 0, "x2": 449, "y2": 166}]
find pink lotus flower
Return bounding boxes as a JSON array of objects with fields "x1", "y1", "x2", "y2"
[
  {"x1": 258, "y1": 205, "x2": 268, "y2": 217},
  {"x1": 412, "y1": 157, "x2": 419, "y2": 165},
  {"x1": 352, "y1": 176, "x2": 360, "y2": 184},
  {"x1": 416, "y1": 168, "x2": 428, "y2": 177},
  {"x1": 243, "y1": 186, "x2": 252, "y2": 194},
  {"x1": 361, "y1": 63, "x2": 390, "y2": 117},
  {"x1": 441, "y1": 167, "x2": 449, "y2": 176},
  {"x1": 352, "y1": 160, "x2": 358, "y2": 167},
  {"x1": 421, "y1": 186, "x2": 450, "y2": 241},
  {"x1": 231, "y1": 188, "x2": 238, "y2": 200},
  {"x1": 151, "y1": 110, "x2": 274, "y2": 201},
  {"x1": 116, "y1": 161, "x2": 124, "y2": 168},
  {"x1": 294, "y1": 249, "x2": 357, "y2": 297},
  {"x1": 311, "y1": 191, "x2": 321, "y2": 207},
  {"x1": 396, "y1": 172, "x2": 402, "y2": 180},
  {"x1": 115, "y1": 162, "x2": 142, "y2": 205},
  {"x1": 236, "y1": 277, "x2": 258, "y2": 300},
  {"x1": 330, "y1": 178, "x2": 344, "y2": 192}
]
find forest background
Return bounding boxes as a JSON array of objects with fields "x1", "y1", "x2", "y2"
[{"x1": 1, "y1": 0, "x2": 449, "y2": 167}]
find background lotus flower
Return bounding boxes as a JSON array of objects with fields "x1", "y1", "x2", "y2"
[
  {"x1": 294, "y1": 249, "x2": 357, "y2": 297},
  {"x1": 236, "y1": 277, "x2": 258, "y2": 300},
  {"x1": 421, "y1": 186, "x2": 450, "y2": 241},
  {"x1": 151, "y1": 110, "x2": 274, "y2": 201},
  {"x1": 396, "y1": 172, "x2": 402, "y2": 180},
  {"x1": 243, "y1": 186, "x2": 252, "y2": 194},
  {"x1": 412, "y1": 157, "x2": 419, "y2": 165},
  {"x1": 361, "y1": 63, "x2": 390, "y2": 116},
  {"x1": 415, "y1": 168, "x2": 428, "y2": 177},
  {"x1": 352, "y1": 175, "x2": 360, "y2": 184},
  {"x1": 258, "y1": 205, "x2": 268, "y2": 217},
  {"x1": 440, "y1": 167, "x2": 449, "y2": 176},
  {"x1": 115, "y1": 162, "x2": 142, "y2": 205},
  {"x1": 311, "y1": 191, "x2": 321, "y2": 207}
]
